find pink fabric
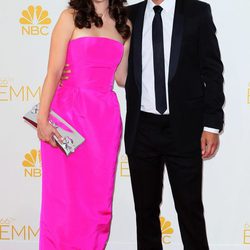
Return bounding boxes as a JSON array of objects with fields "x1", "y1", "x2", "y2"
[{"x1": 40, "y1": 37, "x2": 124, "y2": 250}]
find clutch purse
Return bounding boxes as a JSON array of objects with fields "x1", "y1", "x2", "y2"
[{"x1": 23, "y1": 104, "x2": 85, "y2": 156}]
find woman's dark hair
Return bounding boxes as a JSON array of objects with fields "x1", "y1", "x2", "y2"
[{"x1": 69, "y1": 0, "x2": 131, "y2": 40}]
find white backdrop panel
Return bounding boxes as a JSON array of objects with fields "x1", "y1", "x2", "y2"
[{"x1": 0, "y1": 0, "x2": 249, "y2": 249}]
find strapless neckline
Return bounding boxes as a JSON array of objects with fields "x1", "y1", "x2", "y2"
[
  {"x1": 63, "y1": 34, "x2": 124, "y2": 91},
  {"x1": 69, "y1": 36, "x2": 124, "y2": 48}
]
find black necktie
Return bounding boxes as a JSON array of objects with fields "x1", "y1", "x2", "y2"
[{"x1": 152, "y1": 5, "x2": 167, "y2": 114}]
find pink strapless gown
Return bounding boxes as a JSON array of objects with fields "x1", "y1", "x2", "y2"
[{"x1": 39, "y1": 37, "x2": 124, "y2": 250}]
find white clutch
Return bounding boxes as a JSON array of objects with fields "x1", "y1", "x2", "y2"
[{"x1": 23, "y1": 104, "x2": 85, "y2": 156}]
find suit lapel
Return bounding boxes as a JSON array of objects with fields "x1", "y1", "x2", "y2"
[
  {"x1": 132, "y1": 1, "x2": 147, "y2": 92},
  {"x1": 168, "y1": 0, "x2": 184, "y2": 83}
]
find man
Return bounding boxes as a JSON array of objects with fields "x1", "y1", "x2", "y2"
[{"x1": 125, "y1": 0, "x2": 224, "y2": 249}]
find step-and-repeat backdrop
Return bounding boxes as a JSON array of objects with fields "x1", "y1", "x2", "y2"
[{"x1": 0, "y1": 0, "x2": 249, "y2": 249}]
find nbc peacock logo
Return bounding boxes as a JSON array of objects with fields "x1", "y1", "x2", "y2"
[
  {"x1": 22, "y1": 149, "x2": 42, "y2": 178},
  {"x1": 19, "y1": 5, "x2": 51, "y2": 36},
  {"x1": 160, "y1": 216, "x2": 174, "y2": 244}
]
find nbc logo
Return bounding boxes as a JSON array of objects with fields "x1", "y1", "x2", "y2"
[
  {"x1": 22, "y1": 149, "x2": 41, "y2": 178},
  {"x1": 19, "y1": 5, "x2": 51, "y2": 36},
  {"x1": 0, "y1": 218, "x2": 39, "y2": 241},
  {"x1": 160, "y1": 216, "x2": 174, "y2": 244}
]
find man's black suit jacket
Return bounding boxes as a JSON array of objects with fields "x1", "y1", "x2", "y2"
[{"x1": 125, "y1": 0, "x2": 225, "y2": 155}]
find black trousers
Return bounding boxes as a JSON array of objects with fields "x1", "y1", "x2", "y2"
[{"x1": 128, "y1": 111, "x2": 209, "y2": 250}]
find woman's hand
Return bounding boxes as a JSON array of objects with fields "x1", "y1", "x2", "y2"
[{"x1": 37, "y1": 119, "x2": 63, "y2": 147}]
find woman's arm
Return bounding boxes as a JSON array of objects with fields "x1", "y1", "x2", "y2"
[
  {"x1": 115, "y1": 21, "x2": 132, "y2": 87},
  {"x1": 37, "y1": 9, "x2": 75, "y2": 146}
]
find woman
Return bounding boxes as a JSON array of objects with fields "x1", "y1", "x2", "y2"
[{"x1": 37, "y1": 0, "x2": 131, "y2": 248}]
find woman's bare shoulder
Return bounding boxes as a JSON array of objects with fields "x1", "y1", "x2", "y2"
[
  {"x1": 58, "y1": 8, "x2": 75, "y2": 24},
  {"x1": 50, "y1": 8, "x2": 76, "y2": 41}
]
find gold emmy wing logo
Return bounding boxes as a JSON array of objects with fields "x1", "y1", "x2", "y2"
[
  {"x1": 160, "y1": 216, "x2": 174, "y2": 244},
  {"x1": 0, "y1": 218, "x2": 39, "y2": 241},
  {"x1": 22, "y1": 149, "x2": 42, "y2": 178},
  {"x1": 120, "y1": 155, "x2": 130, "y2": 177},
  {"x1": 243, "y1": 224, "x2": 250, "y2": 244},
  {"x1": 19, "y1": 5, "x2": 51, "y2": 36}
]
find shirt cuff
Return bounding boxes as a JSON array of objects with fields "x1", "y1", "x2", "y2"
[{"x1": 203, "y1": 127, "x2": 220, "y2": 134}]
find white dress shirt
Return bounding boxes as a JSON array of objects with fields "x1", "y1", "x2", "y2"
[{"x1": 141, "y1": 0, "x2": 219, "y2": 133}]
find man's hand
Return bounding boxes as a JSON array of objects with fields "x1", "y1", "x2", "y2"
[
  {"x1": 201, "y1": 131, "x2": 219, "y2": 159},
  {"x1": 59, "y1": 64, "x2": 71, "y2": 86}
]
